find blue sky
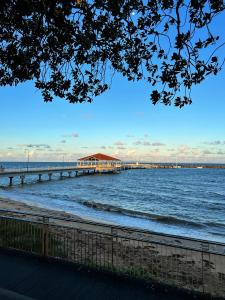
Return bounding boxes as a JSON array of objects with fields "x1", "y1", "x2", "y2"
[
  {"x1": 1, "y1": 13, "x2": 225, "y2": 163},
  {"x1": 1, "y1": 66, "x2": 225, "y2": 163}
]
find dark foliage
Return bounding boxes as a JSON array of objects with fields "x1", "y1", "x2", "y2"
[{"x1": 0, "y1": 0, "x2": 224, "y2": 107}]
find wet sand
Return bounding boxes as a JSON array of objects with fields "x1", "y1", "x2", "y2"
[{"x1": 0, "y1": 196, "x2": 82, "y2": 220}]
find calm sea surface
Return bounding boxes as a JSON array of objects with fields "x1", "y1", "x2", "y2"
[{"x1": 0, "y1": 162, "x2": 225, "y2": 242}]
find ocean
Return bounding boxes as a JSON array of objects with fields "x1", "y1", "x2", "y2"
[{"x1": 0, "y1": 162, "x2": 225, "y2": 243}]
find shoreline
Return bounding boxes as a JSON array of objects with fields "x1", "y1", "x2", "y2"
[
  {"x1": 1, "y1": 198, "x2": 225, "y2": 298},
  {"x1": 1, "y1": 193, "x2": 225, "y2": 246},
  {"x1": 0, "y1": 196, "x2": 84, "y2": 221},
  {"x1": 0, "y1": 196, "x2": 117, "y2": 228}
]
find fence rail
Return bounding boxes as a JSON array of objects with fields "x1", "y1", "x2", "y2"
[{"x1": 0, "y1": 209, "x2": 225, "y2": 298}]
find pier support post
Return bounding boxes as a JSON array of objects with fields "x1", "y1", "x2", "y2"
[
  {"x1": 60, "y1": 172, "x2": 63, "y2": 179},
  {"x1": 68, "y1": 171, "x2": 72, "y2": 178},
  {"x1": 38, "y1": 174, "x2": 42, "y2": 182},
  {"x1": 48, "y1": 173, "x2": 52, "y2": 181},
  {"x1": 87, "y1": 170, "x2": 90, "y2": 175},
  {"x1": 83, "y1": 170, "x2": 85, "y2": 175},
  {"x1": 75, "y1": 171, "x2": 78, "y2": 177},
  {"x1": 20, "y1": 175, "x2": 25, "y2": 185},
  {"x1": 9, "y1": 176, "x2": 13, "y2": 186}
]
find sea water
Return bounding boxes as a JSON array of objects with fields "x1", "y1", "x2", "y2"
[{"x1": 0, "y1": 162, "x2": 225, "y2": 243}]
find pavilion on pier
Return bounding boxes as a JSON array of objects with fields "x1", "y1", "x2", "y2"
[{"x1": 78, "y1": 153, "x2": 121, "y2": 168}]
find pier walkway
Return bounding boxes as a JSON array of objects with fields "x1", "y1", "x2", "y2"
[
  {"x1": 0, "y1": 249, "x2": 202, "y2": 300},
  {"x1": 0, "y1": 164, "x2": 123, "y2": 186},
  {"x1": 1, "y1": 162, "x2": 225, "y2": 187}
]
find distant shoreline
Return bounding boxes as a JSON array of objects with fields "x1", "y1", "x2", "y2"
[{"x1": 1, "y1": 161, "x2": 225, "y2": 167}]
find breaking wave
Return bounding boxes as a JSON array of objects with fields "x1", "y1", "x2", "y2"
[{"x1": 79, "y1": 200, "x2": 204, "y2": 229}]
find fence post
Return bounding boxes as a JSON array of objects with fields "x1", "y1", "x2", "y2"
[
  {"x1": 201, "y1": 242, "x2": 210, "y2": 295},
  {"x1": 42, "y1": 216, "x2": 49, "y2": 257},
  {"x1": 111, "y1": 228, "x2": 117, "y2": 270}
]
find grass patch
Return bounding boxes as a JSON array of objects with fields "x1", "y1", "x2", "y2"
[{"x1": 0, "y1": 217, "x2": 64, "y2": 257}]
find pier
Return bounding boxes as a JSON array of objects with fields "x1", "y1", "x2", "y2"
[
  {"x1": 1, "y1": 162, "x2": 225, "y2": 187},
  {"x1": 0, "y1": 164, "x2": 121, "y2": 186},
  {"x1": 0, "y1": 153, "x2": 143, "y2": 187}
]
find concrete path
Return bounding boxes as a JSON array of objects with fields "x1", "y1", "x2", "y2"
[{"x1": 0, "y1": 249, "x2": 205, "y2": 300}]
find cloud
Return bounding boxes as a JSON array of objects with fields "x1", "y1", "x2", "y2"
[
  {"x1": 54, "y1": 148, "x2": 63, "y2": 152},
  {"x1": 133, "y1": 141, "x2": 164, "y2": 146},
  {"x1": 133, "y1": 140, "x2": 151, "y2": 146},
  {"x1": 19, "y1": 144, "x2": 51, "y2": 149},
  {"x1": 141, "y1": 141, "x2": 152, "y2": 146},
  {"x1": 62, "y1": 132, "x2": 79, "y2": 138},
  {"x1": 72, "y1": 133, "x2": 79, "y2": 138},
  {"x1": 203, "y1": 150, "x2": 213, "y2": 155},
  {"x1": 202, "y1": 149, "x2": 225, "y2": 156},
  {"x1": 117, "y1": 146, "x2": 127, "y2": 150},
  {"x1": 100, "y1": 146, "x2": 107, "y2": 149},
  {"x1": 151, "y1": 142, "x2": 165, "y2": 147},
  {"x1": 216, "y1": 150, "x2": 225, "y2": 155},
  {"x1": 60, "y1": 140, "x2": 66, "y2": 144},
  {"x1": 114, "y1": 140, "x2": 126, "y2": 146},
  {"x1": 126, "y1": 134, "x2": 135, "y2": 138},
  {"x1": 133, "y1": 140, "x2": 143, "y2": 146},
  {"x1": 177, "y1": 144, "x2": 190, "y2": 154},
  {"x1": 205, "y1": 140, "x2": 225, "y2": 145}
]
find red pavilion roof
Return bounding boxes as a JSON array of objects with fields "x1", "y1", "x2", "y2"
[{"x1": 78, "y1": 153, "x2": 120, "y2": 161}]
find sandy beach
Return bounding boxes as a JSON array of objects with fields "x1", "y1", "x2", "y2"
[
  {"x1": 0, "y1": 195, "x2": 225, "y2": 298},
  {"x1": 0, "y1": 196, "x2": 85, "y2": 223}
]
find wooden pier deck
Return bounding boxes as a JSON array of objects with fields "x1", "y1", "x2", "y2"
[
  {"x1": 1, "y1": 162, "x2": 224, "y2": 187},
  {"x1": 0, "y1": 164, "x2": 122, "y2": 186}
]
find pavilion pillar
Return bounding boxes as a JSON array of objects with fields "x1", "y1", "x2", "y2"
[
  {"x1": 68, "y1": 171, "x2": 72, "y2": 178},
  {"x1": 60, "y1": 172, "x2": 63, "y2": 179},
  {"x1": 38, "y1": 174, "x2": 42, "y2": 182},
  {"x1": 20, "y1": 175, "x2": 25, "y2": 185},
  {"x1": 9, "y1": 176, "x2": 13, "y2": 186},
  {"x1": 75, "y1": 171, "x2": 78, "y2": 177},
  {"x1": 48, "y1": 173, "x2": 52, "y2": 181}
]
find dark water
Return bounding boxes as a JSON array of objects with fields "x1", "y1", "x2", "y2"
[{"x1": 0, "y1": 162, "x2": 225, "y2": 242}]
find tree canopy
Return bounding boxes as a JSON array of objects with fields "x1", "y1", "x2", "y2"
[{"x1": 0, "y1": 0, "x2": 224, "y2": 107}]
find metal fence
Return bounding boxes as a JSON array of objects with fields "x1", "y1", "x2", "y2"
[{"x1": 0, "y1": 210, "x2": 225, "y2": 298}]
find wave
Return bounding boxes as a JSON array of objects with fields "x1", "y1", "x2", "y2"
[
  {"x1": 79, "y1": 200, "x2": 204, "y2": 228},
  {"x1": 205, "y1": 221, "x2": 225, "y2": 229}
]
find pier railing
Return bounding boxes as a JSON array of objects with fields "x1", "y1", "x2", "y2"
[{"x1": 0, "y1": 209, "x2": 225, "y2": 298}]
